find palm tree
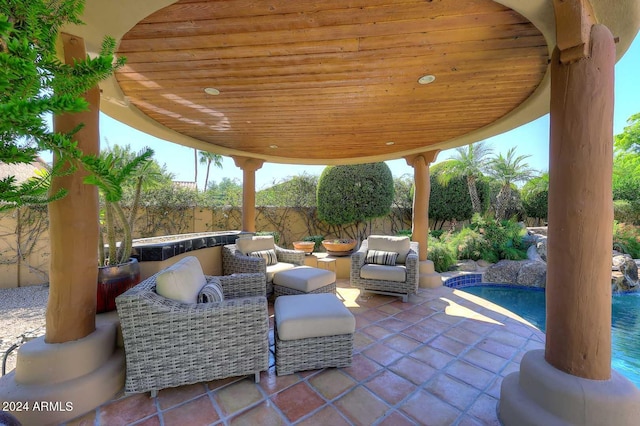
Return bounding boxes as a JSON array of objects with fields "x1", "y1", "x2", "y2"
[
  {"x1": 437, "y1": 141, "x2": 493, "y2": 214},
  {"x1": 487, "y1": 147, "x2": 537, "y2": 220},
  {"x1": 193, "y1": 148, "x2": 198, "y2": 190},
  {"x1": 199, "y1": 151, "x2": 223, "y2": 191}
]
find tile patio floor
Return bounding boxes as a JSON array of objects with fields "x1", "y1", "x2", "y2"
[{"x1": 65, "y1": 280, "x2": 545, "y2": 426}]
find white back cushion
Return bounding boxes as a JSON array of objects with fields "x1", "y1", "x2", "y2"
[
  {"x1": 155, "y1": 256, "x2": 207, "y2": 304},
  {"x1": 367, "y1": 235, "x2": 411, "y2": 263},
  {"x1": 236, "y1": 235, "x2": 275, "y2": 255}
]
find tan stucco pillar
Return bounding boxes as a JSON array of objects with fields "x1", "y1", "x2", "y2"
[
  {"x1": 545, "y1": 23, "x2": 614, "y2": 380},
  {"x1": 232, "y1": 156, "x2": 264, "y2": 232},
  {"x1": 499, "y1": 17, "x2": 640, "y2": 426},
  {"x1": 405, "y1": 151, "x2": 441, "y2": 288},
  {"x1": 47, "y1": 33, "x2": 100, "y2": 343}
]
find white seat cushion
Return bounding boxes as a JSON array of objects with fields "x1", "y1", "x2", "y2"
[
  {"x1": 367, "y1": 235, "x2": 411, "y2": 264},
  {"x1": 360, "y1": 264, "x2": 407, "y2": 283},
  {"x1": 275, "y1": 294, "x2": 355, "y2": 340},
  {"x1": 155, "y1": 256, "x2": 206, "y2": 303},
  {"x1": 266, "y1": 262, "x2": 296, "y2": 282},
  {"x1": 272, "y1": 266, "x2": 336, "y2": 292},
  {"x1": 236, "y1": 235, "x2": 275, "y2": 255}
]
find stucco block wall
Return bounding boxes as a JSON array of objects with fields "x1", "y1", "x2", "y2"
[
  {"x1": 0, "y1": 208, "x2": 49, "y2": 288},
  {"x1": 0, "y1": 206, "x2": 410, "y2": 288}
]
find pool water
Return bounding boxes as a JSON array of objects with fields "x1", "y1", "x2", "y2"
[{"x1": 460, "y1": 285, "x2": 640, "y2": 388}]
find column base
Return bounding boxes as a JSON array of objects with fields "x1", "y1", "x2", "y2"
[
  {"x1": 0, "y1": 312, "x2": 125, "y2": 426},
  {"x1": 499, "y1": 349, "x2": 640, "y2": 426},
  {"x1": 418, "y1": 260, "x2": 442, "y2": 288}
]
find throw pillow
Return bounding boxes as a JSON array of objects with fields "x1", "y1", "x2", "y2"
[
  {"x1": 198, "y1": 281, "x2": 224, "y2": 303},
  {"x1": 366, "y1": 250, "x2": 399, "y2": 266},
  {"x1": 367, "y1": 235, "x2": 411, "y2": 263},
  {"x1": 249, "y1": 249, "x2": 278, "y2": 265},
  {"x1": 155, "y1": 256, "x2": 207, "y2": 304}
]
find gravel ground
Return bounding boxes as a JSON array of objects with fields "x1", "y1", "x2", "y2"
[{"x1": 0, "y1": 285, "x2": 48, "y2": 375}]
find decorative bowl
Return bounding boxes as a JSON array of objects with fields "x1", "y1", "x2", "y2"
[
  {"x1": 292, "y1": 241, "x2": 315, "y2": 255},
  {"x1": 322, "y1": 239, "x2": 357, "y2": 255}
]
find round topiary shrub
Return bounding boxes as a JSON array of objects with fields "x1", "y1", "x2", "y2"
[{"x1": 316, "y1": 162, "x2": 394, "y2": 227}]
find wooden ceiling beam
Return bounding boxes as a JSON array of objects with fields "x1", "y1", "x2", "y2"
[{"x1": 553, "y1": 0, "x2": 597, "y2": 63}]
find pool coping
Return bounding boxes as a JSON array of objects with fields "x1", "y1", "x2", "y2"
[{"x1": 443, "y1": 272, "x2": 638, "y2": 294}]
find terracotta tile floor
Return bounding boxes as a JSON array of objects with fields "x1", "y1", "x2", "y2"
[{"x1": 65, "y1": 280, "x2": 545, "y2": 426}]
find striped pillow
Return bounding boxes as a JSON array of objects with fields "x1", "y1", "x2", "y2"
[
  {"x1": 249, "y1": 249, "x2": 278, "y2": 266},
  {"x1": 198, "y1": 281, "x2": 224, "y2": 303},
  {"x1": 365, "y1": 250, "x2": 399, "y2": 266}
]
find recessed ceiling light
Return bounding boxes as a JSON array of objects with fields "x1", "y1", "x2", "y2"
[
  {"x1": 386, "y1": 141, "x2": 395, "y2": 146},
  {"x1": 269, "y1": 145, "x2": 278, "y2": 149},
  {"x1": 418, "y1": 75, "x2": 436, "y2": 85},
  {"x1": 204, "y1": 88, "x2": 220, "y2": 95}
]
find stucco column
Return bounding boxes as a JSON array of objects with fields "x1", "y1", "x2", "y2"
[
  {"x1": 47, "y1": 33, "x2": 100, "y2": 343},
  {"x1": 499, "y1": 22, "x2": 640, "y2": 426},
  {"x1": 405, "y1": 151, "x2": 441, "y2": 288},
  {"x1": 545, "y1": 24, "x2": 614, "y2": 380},
  {"x1": 232, "y1": 156, "x2": 264, "y2": 232}
]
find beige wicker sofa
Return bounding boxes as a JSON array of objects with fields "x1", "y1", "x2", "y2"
[
  {"x1": 350, "y1": 235, "x2": 419, "y2": 302},
  {"x1": 116, "y1": 256, "x2": 269, "y2": 397},
  {"x1": 222, "y1": 235, "x2": 305, "y2": 295}
]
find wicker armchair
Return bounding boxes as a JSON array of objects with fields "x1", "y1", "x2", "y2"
[
  {"x1": 222, "y1": 235, "x2": 305, "y2": 295},
  {"x1": 350, "y1": 236, "x2": 419, "y2": 302},
  {"x1": 116, "y1": 272, "x2": 269, "y2": 397}
]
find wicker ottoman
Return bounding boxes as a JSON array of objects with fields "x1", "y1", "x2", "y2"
[
  {"x1": 274, "y1": 293, "x2": 355, "y2": 375},
  {"x1": 272, "y1": 266, "x2": 336, "y2": 297}
]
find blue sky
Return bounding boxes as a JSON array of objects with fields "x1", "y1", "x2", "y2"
[{"x1": 46, "y1": 33, "x2": 640, "y2": 190}]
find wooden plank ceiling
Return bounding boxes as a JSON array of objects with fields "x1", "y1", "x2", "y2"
[{"x1": 116, "y1": 0, "x2": 548, "y2": 161}]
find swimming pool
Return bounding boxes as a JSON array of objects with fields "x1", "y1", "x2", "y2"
[{"x1": 459, "y1": 285, "x2": 640, "y2": 388}]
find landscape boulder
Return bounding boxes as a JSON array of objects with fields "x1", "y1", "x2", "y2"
[
  {"x1": 483, "y1": 260, "x2": 522, "y2": 284},
  {"x1": 516, "y1": 260, "x2": 547, "y2": 287},
  {"x1": 453, "y1": 259, "x2": 478, "y2": 272}
]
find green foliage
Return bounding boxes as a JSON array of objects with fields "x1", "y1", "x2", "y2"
[
  {"x1": 429, "y1": 229, "x2": 444, "y2": 239},
  {"x1": 429, "y1": 162, "x2": 490, "y2": 228},
  {"x1": 302, "y1": 235, "x2": 324, "y2": 252},
  {"x1": 614, "y1": 113, "x2": 640, "y2": 154},
  {"x1": 0, "y1": 0, "x2": 125, "y2": 209},
  {"x1": 487, "y1": 179, "x2": 525, "y2": 221},
  {"x1": 486, "y1": 147, "x2": 536, "y2": 221},
  {"x1": 612, "y1": 114, "x2": 640, "y2": 221},
  {"x1": 522, "y1": 173, "x2": 549, "y2": 222},
  {"x1": 614, "y1": 199, "x2": 640, "y2": 225},
  {"x1": 612, "y1": 151, "x2": 640, "y2": 202},
  {"x1": 84, "y1": 148, "x2": 153, "y2": 203},
  {"x1": 316, "y1": 162, "x2": 394, "y2": 226},
  {"x1": 203, "y1": 177, "x2": 242, "y2": 207},
  {"x1": 612, "y1": 222, "x2": 640, "y2": 258},
  {"x1": 446, "y1": 227, "x2": 496, "y2": 262},
  {"x1": 257, "y1": 173, "x2": 317, "y2": 207},
  {"x1": 87, "y1": 146, "x2": 155, "y2": 266},
  {"x1": 397, "y1": 229, "x2": 412, "y2": 237},
  {"x1": 436, "y1": 141, "x2": 493, "y2": 214},
  {"x1": 199, "y1": 151, "x2": 223, "y2": 191},
  {"x1": 427, "y1": 236, "x2": 456, "y2": 273},
  {"x1": 392, "y1": 174, "x2": 413, "y2": 210},
  {"x1": 444, "y1": 215, "x2": 528, "y2": 263}
]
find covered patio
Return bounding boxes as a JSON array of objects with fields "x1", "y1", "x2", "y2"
[
  {"x1": 1, "y1": 0, "x2": 639, "y2": 425},
  {"x1": 66, "y1": 279, "x2": 545, "y2": 425}
]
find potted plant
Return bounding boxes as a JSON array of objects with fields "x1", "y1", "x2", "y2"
[{"x1": 83, "y1": 147, "x2": 154, "y2": 313}]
